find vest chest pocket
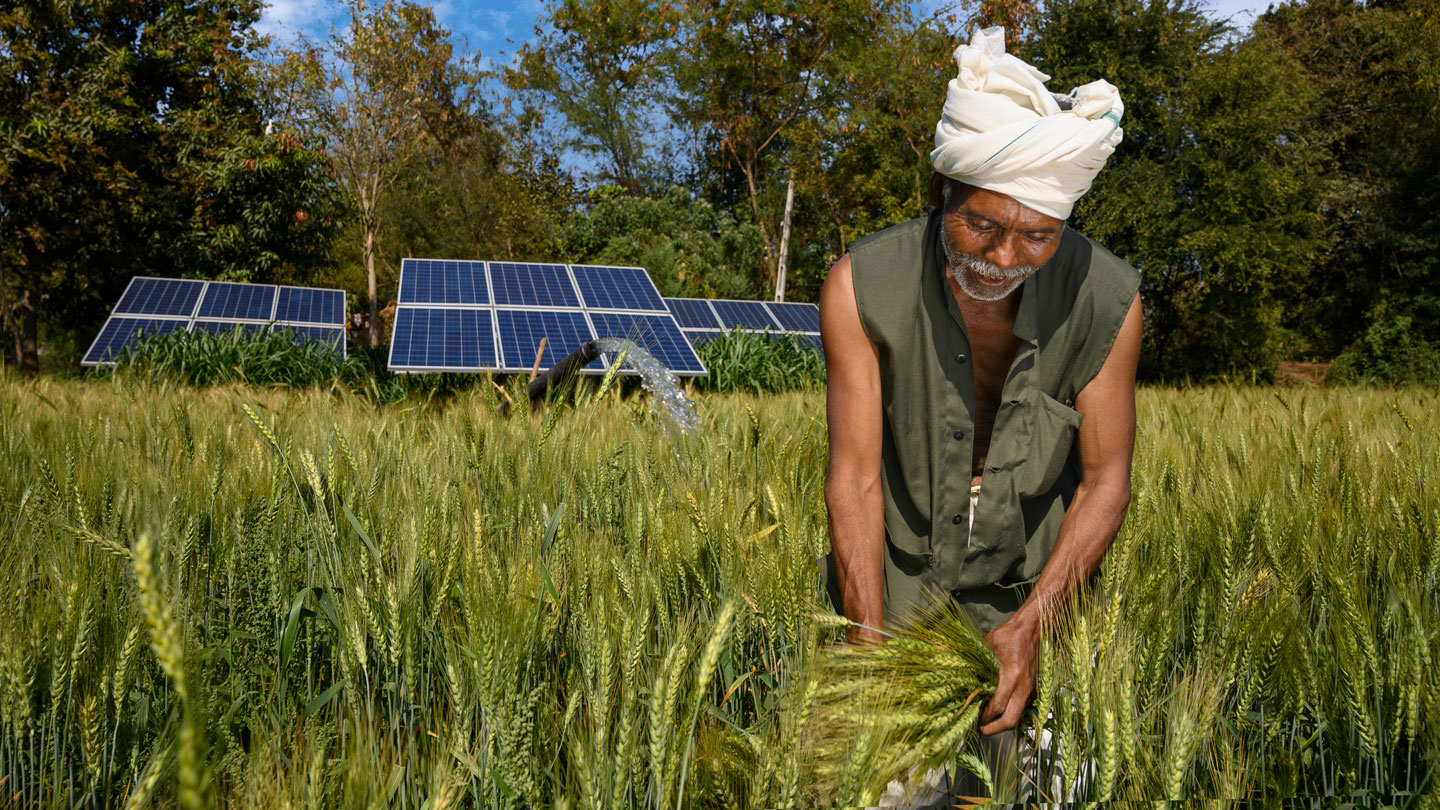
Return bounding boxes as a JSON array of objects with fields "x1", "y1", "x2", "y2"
[{"x1": 1015, "y1": 391, "x2": 1084, "y2": 499}]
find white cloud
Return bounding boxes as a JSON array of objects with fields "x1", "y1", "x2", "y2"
[{"x1": 256, "y1": 0, "x2": 337, "y2": 41}]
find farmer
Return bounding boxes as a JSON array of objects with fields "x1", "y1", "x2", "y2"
[{"x1": 820, "y1": 26, "x2": 1142, "y2": 798}]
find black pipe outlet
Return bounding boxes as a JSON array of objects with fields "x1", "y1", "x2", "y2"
[{"x1": 497, "y1": 339, "x2": 603, "y2": 415}]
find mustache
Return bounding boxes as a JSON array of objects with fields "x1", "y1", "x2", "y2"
[{"x1": 951, "y1": 252, "x2": 1038, "y2": 280}]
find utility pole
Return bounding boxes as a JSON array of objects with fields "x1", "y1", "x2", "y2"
[{"x1": 774, "y1": 168, "x2": 795, "y2": 302}]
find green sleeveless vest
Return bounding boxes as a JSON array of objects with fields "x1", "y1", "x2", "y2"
[{"x1": 843, "y1": 208, "x2": 1139, "y2": 633}]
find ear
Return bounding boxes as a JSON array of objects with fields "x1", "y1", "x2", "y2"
[{"x1": 927, "y1": 173, "x2": 946, "y2": 208}]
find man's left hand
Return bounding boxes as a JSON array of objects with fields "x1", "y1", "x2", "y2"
[{"x1": 980, "y1": 611, "x2": 1040, "y2": 735}]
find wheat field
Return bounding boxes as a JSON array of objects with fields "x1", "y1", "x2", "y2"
[{"x1": 1, "y1": 375, "x2": 1436, "y2": 807}]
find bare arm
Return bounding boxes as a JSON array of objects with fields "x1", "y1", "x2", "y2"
[
  {"x1": 820, "y1": 254, "x2": 887, "y2": 644},
  {"x1": 980, "y1": 291, "x2": 1142, "y2": 734}
]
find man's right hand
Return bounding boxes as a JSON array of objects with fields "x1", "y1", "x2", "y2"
[{"x1": 820, "y1": 253, "x2": 888, "y2": 642}]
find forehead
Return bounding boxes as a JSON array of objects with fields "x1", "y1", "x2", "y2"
[{"x1": 949, "y1": 184, "x2": 1062, "y2": 231}]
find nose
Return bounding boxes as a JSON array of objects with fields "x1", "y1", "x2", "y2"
[{"x1": 982, "y1": 234, "x2": 1018, "y2": 270}]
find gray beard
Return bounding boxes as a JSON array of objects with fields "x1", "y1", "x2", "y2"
[{"x1": 941, "y1": 230, "x2": 1038, "y2": 301}]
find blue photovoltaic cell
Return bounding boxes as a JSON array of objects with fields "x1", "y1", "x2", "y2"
[
  {"x1": 590, "y1": 313, "x2": 705, "y2": 375},
  {"x1": 495, "y1": 309, "x2": 600, "y2": 371},
  {"x1": 114, "y1": 278, "x2": 205, "y2": 317},
  {"x1": 196, "y1": 282, "x2": 276, "y2": 320},
  {"x1": 398, "y1": 259, "x2": 488, "y2": 305},
  {"x1": 489, "y1": 263, "x2": 580, "y2": 308},
  {"x1": 682, "y1": 329, "x2": 726, "y2": 345},
  {"x1": 766, "y1": 301, "x2": 821, "y2": 333},
  {"x1": 192, "y1": 320, "x2": 269, "y2": 337},
  {"x1": 83, "y1": 318, "x2": 188, "y2": 364},
  {"x1": 666, "y1": 299, "x2": 722, "y2": 329},
  {"x1": 388, "y1": 309, "x2": 495, "y2": 369},
  {"x1": 711, "y1": 300, "x2": 779, "y2": 331},
  {"x1": 572, "y1": 265, "x2": 665, "y2": 312},
  {"x1": 275, "y1": 287, "x2": 345, "y2": 325}
]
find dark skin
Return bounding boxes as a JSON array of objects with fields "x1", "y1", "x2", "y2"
[{"x1": 820, "y1": 174, "x2": 1143, "y2": 735}]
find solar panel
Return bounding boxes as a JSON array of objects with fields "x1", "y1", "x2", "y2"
[
  {"x1": 83, "y1": 277, "x2": 348, "y2": 366},
  {"x1": 589, "y1": 313, "x2": 706, "y2": 375},
  {"x1": 82, "y1": 318, "x2": 189, "y2": 365},
  {"x1": 766, "y1": 301, "x2": 821, "y2": 333},
  {"x1": 683, "y1": 329, "x2": 726, "y2": 345},
  {"x1": 572, "y1": 265, "x2": 666, "y2": 312},
  {"x1": 388, "y1": 308, "x2": 497, "y2": 371},
  {"x1": 114, "y1": 278, "x2": 206, "y2": 316},
  {"x1": 665, "y1": 298, "x2": 722, "y2": 330},
  {"x1": 275, "y1": 287, "x2": 346, "y2": 325},
  {"x1": 397, "y1": 259, "x2": 488, "y2": 306},
  {"x1": 667, "y1": 297, "x2": 823, "y2": 358},
  {"x1": 390, "y1": 260, "x2": 706, "y2": 376},
  {"x1": 489, "y1": 262, "x2": 581, "y2": 308},
  {"x1": 495, "y1": 309, "x2": 604, "y2": 372},
  {"x1": 197, "y1": 282, "x2": 277, "y2": 320},
  {"x1": 711, "y1": 300, "x2": 780, "y2": 331}
]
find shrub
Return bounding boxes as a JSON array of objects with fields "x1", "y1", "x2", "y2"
[
  {"x1": 98, "y1": 326, "x2": 368, "y2": 389},
  {"x1": 691, "y1": 329, "x2": 825, "y2": 394},
  {"x1": 1328, "y1": 294, "x2": 1440, "y2": 386}
]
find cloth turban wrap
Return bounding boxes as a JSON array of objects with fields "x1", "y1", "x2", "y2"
[{"x1": 930, "y1": 26, "x2": 1124, "y2": 220}]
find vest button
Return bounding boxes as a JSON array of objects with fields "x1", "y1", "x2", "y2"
[
  {"x1": 952, "y1": 513, "x2": 963, "y2": 525},
  {"x1": 953, "y1": 429, "x2": 964, "y2": 440},
  {"x1": 1009, "y1": 399, "x2": 1020, "y2": 406},
  {"x1": 954, "y1": 353, "x2": 967, "y2": 364},
  {"x1": 989, "y1": 465, "x2": 1000, "y2": 473}
]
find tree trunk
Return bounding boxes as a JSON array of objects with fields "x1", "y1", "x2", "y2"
[
  {"x1": 364, "y1": 223, "x2": 379, "y2": 349},
  {"x1": 775, "y1": 168, "x2": 796, "y2": 302},
  {"x1": 17, "y1": 284, "x2": 39, "y2": 377},
  {"x1": 740, "y1": 159, "x2": 778, "y2": 287}
]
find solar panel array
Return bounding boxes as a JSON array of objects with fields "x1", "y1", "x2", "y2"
[
  {"x1": 389, "y1": 259, "x2": 706, "y2": 376},
  {"x1": 664, "y1": 298, "x2": 823, "y2": 354},
  {"x1": 82, "y1": 278, "x2": 347, "y2": 366}
]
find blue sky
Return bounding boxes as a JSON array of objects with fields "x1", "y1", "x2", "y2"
[
  {"x1": 255, "y1": 0, "x2": 1279, "y2": 68},
  {"x1": 256, "y1": 0, "x2": 546, "y2": 70}
]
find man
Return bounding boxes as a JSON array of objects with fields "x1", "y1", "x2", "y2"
[{"x1": 820, "y1": 25, "x2": 1143, "y2": 757}]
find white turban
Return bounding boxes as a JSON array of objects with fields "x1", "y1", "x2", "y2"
[{"x1": 930, "y1": 26, "x2": 1124, "y2": 220}]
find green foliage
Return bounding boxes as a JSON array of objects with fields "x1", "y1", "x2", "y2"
[
  {"x1": 673, "y1": 0, "x2": 910, "y2": 294},
  {"x1": 1026, "y1": 0, "x2": 1327, "y2": 381},
  {"x1": 564, "y1": 186, "x2": 766, "y2": 298},
  {"x1": 691, "y1": 330, "x2": 826, "y2": 394},
  {"x1": 1, "y1": 382, "x2": 1438, "y2": 805},
  {"x1": 1258, "y1": 0, "x2": 1440, "y2": 368},
  {"x1": 774, "y1": 4, "x2": 959, "y2": 302},
  {"x1": 272, "y1": 0, "x2": 480, "y2": 344},
  {"x1": 509, "y1": 0, "x2": 679, "y2": 193},
  {"x1": 1328, "y1": 294, "x2": 1440, "y2": 386},
  {"x1": 0, "y1": 0, "x2": 340, "y2": 373},
  {"x1": 100, "y1": 328, "x2": 368, "y2": 390}
]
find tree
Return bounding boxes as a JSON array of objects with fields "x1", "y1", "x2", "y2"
[
  {"x1": 672, "y1": 0, "x2": 905, "y2": 294},
  {"x1": 1024, "y1": 0, "x2": 1327, "y2": 379},
  {"x1": 563, "y1": 185, "x2": 765, "y2": 298},
  {"x1": 0, "y1": 0, "x2": 339, "y2": 373},
  {"x1": 1259, "y1": 0, "x2": 1440, "y2": 382},
  {"x1": 276, "y1": 0, "x2": 456, "y2": 347},
  {"x1": 509, "y1": 0, "x2": 680, "y2": 194}
]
